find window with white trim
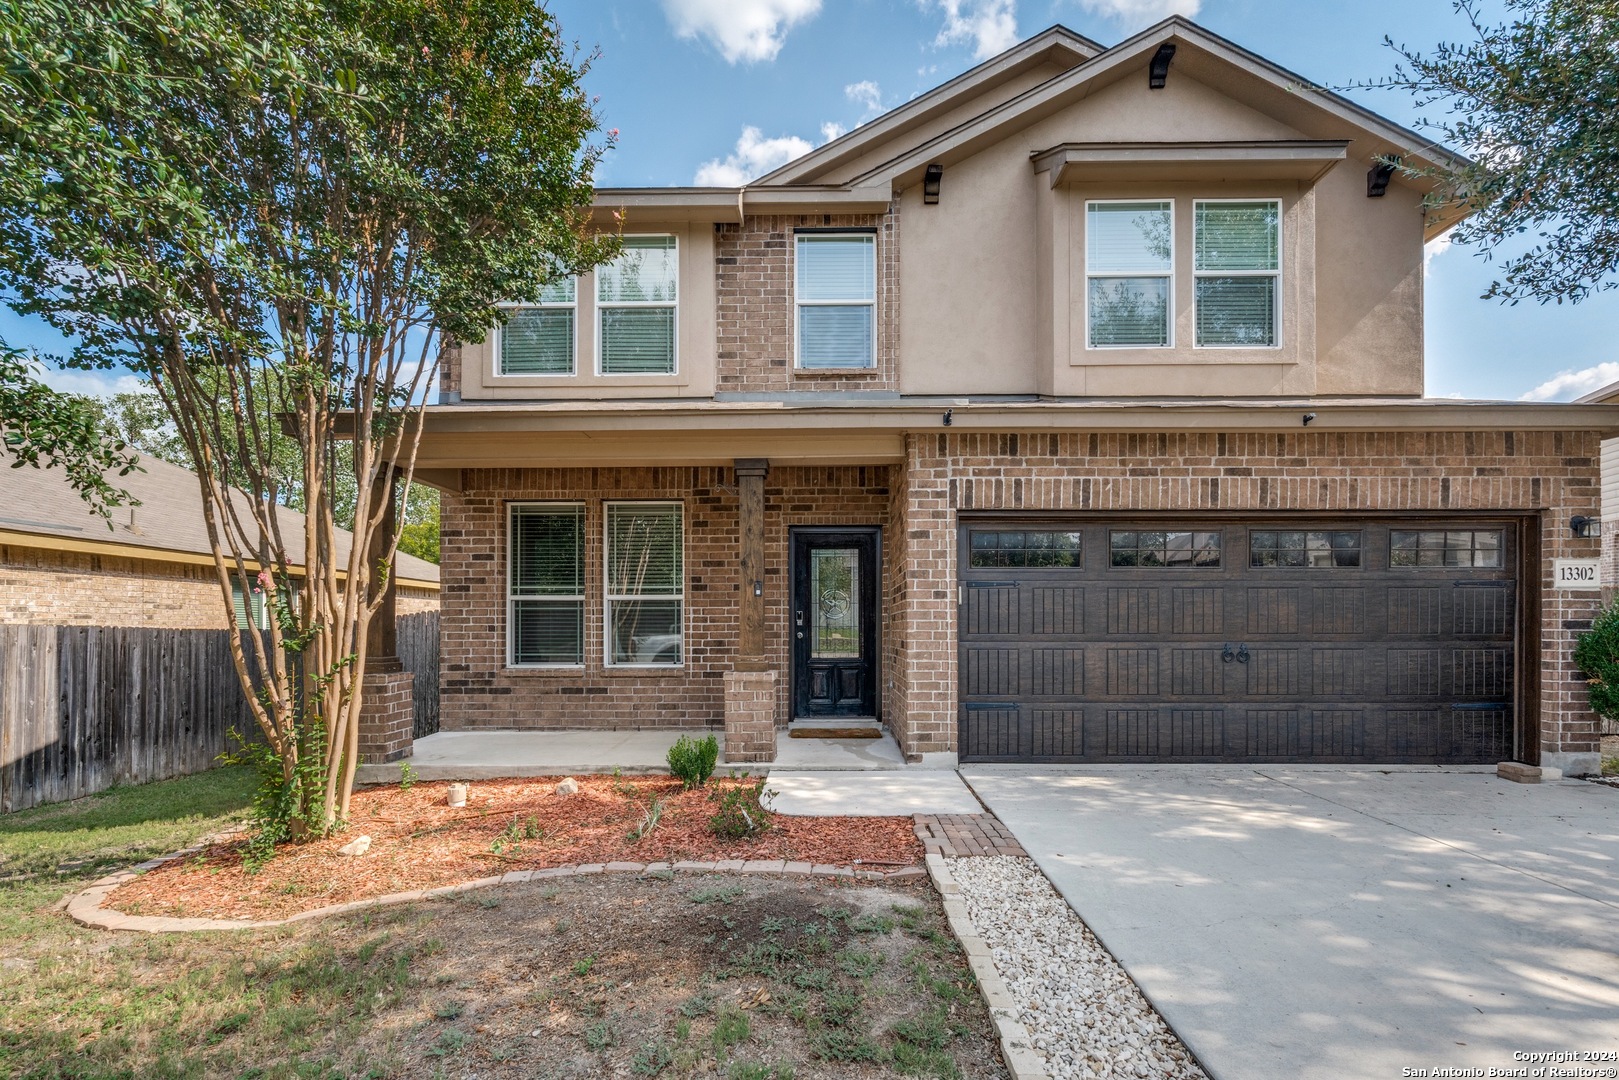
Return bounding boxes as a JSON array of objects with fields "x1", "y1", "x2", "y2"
[
  {"x1": 1086, "y1": 200, "x2": 1173, "y2": 348},
  {"x1": 1194, "y1": 200, "x2": 1281, "y2": 347},
  {"x1": 498, "y1": 277, "x2": 576, "y2": 375},
  {"x1": 606, "y1": 502, "x2": 683, "y2": 666},
  {"x1": 598, "y1": 236, "x2": 677, "y2": 375},
  {"x1": 795, "y1": 232, "x2": 876, "y2": 368},
  {"x1": 509, "y1": 503, "x2": 585, "y2": 666},
  {"x1": 232, "y1": 581, "x2": 269, "y2": 630}
]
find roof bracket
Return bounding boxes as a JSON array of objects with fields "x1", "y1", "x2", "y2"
[
  {"x1": 1367, "y1": 157, "x2": 1400, "y2": 197},
  {"x1": 923, "y1": 163, "x2": 943, "y2": 205},
  {"x1": 1149, "y1": 43, "x2": 1176, "y2": 89}
]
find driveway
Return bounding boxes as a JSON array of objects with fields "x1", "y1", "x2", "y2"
[{"x1": 962, "y1": 766, "x2": 1619, "y2": 1080}]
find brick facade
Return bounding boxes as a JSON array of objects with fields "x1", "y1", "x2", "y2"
[
  {"x1": 892, "y1": 430, "x2": 1605, "y2": 764},
  {"x1": 439, "y1": 466, "x2": 895, "y2": 733},
  {"x1": 723, "y1": 670, "x2": 777, "y2": 762},
  {"x1": 714, "y1": 201, "x2": 900, "y2": 394},
  {"x1": 358, "y1": 669, "x2": 416, "y2": 763},
  {"x1": 0, "y1": 543, "x2": 437, "y2": 628}
]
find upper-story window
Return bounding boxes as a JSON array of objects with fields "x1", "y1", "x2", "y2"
[
  {"x1": 1194, "y1": 200, "x2": 1280, "y2": 348},
  {"x1": 498, "y1": 277, "x2": 576, "y2": 376},
  {"x1": 598, "y1": 235, "x2": 678, "y2": 375},
  {"x1": 1086, "y1": 201, "x2": 1173, "y2": 348},
  {"x1": 795, "y1": 232, "x2": 876, "y2": 369}
]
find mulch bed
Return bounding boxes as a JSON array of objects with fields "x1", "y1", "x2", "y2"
[{"x1": 109, "y1": 775, "x2": 921, "y2": 921}]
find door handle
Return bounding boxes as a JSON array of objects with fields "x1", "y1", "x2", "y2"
[
  {"x1": 1222, "y1": 644, "x2": 1235, "y2": 664},
  {"x1": 1236, "y1": 644, "x2": 1250, "y2": 664},
  {"x1": 796, "y1": 631, "x2": 804, "y2": 639},
  {"x1": 795, "y1": 609, "x2": 804, "y2": 627}
]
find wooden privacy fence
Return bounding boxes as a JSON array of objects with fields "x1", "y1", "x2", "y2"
[{"x1": 1, "y1": 617, "x2": 441, "y2": 813}]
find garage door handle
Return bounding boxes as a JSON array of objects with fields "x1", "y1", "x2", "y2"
[
  {"x1": 1222, "y1": 644, "x2": 1235, "y2": 664},
  {"x1": 1236, "y1": 643, "x2": 1250, "y2": 664}
]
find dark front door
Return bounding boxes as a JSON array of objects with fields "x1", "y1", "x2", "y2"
[{"x1": 792, "y1": 529, "x2": 879, "y2": 718}]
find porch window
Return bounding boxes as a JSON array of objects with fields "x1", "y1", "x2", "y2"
[
  {"x1": 509, "y1": 503, "x2": 585, "y2": 666},
  {"x1": 606, "y1": 502, "x2": 684, "y2": 666},
  {"x1": 795, "y1": 232, "x2": 876, "y2": 368},
  {"x1": 498, "y1": 276, "x2": 576, "y2": 375},
  {"x1": 598, "y1": 235, "x2": 677, "y2": 375},
  {"x1": 1086, "y1": 200, "x2": 1172, "y2": 348},
  {"x1": 1194, "y1": 200, "x2": 1281, "y2": 347}
]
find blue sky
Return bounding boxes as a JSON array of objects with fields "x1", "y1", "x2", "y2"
[{"x1": 16, "y1": 0, "x2": 1619, "y2": 402}]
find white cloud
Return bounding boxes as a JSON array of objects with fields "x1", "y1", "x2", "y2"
[
  {"x1": 1423, "y1": 234, "x2": 1452, "y2": 271},
  {"x1": 820, "y1": 121, "x2": 846, "y2": 143},
  {"x1": 660, "y1": 0, "x2": 822, "y2": 64},
  {"x1": 924, "y1": 0, "x2": 1019, "y2": 61},
  {"x1": 845, "y1": 80, "x2": 883, "y2": 116},
  {"x1": 1074, "y1": 0, "x2": 1201, "y2": 28},
  {"x1": 1519, "y1": 362, "x2": 1619, "y2": 402},
  {"x1": 36, "y1": 367, "x2": 146, "y2": 399},
  {"x1": 695, "y1": 126, "x2": 816, "y2": 185}
]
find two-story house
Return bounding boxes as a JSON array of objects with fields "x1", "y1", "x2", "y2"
[{"x1": 396, "y1": 17, "x2": 1617, "y2": 777}]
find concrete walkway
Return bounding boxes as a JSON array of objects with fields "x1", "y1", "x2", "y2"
[
  {"x1": 963, "y1": 765, "x2": 1619, "y2": 1080},
  {"x1": 764, "y1": 771, "x2": 982, "y2": 816},
  {"x1": 355, "y1": 729, "x2": 699, "y2": 782}
]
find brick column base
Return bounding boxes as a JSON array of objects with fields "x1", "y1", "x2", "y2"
[
  {"x1": 724, "y1": 670, "x2": 778, "y2": 764},
  {"x1": 357, "y1": 670, "x2": 415, "y2": 764}
]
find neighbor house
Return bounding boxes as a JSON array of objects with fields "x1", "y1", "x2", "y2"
[
  {"x1": 0, "y1": 452, "x2": 440, "y2": 627},
  {"x1": 403, "y1": 17, "x2": 1618, "y2": 775}
]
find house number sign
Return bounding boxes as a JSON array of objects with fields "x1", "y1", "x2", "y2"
[{"x1": 1553, "y1": 558, "x2": 1602, "y2": 591}]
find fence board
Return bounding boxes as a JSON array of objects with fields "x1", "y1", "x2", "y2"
[{"x1": 1, "y1": 614, "x2": 440, "y2": 813}]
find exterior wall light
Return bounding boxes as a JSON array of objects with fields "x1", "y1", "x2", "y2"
[
  {"x1": 1149, "y1": 44, "x2": 1176, "y2": 89},
  {"x1": 923, "y1": 164, "x2": 943, "y2": 205},
  {"x1": 1367, "y1": 158, "x2": 1399, "y2": 197},
  {"x1": 1571, "y1": 515, "x2": 1601, "y2": 538}
]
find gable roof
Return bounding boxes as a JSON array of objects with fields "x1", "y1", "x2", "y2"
[
  {"x1": 0, "y1": 452, "x2": 439, "y2": 588},
  {"x1": 756, "y1": 24, "x2": 1105, "y2": 186}
]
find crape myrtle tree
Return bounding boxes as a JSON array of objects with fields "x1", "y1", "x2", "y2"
[
  {"x1": 0, "y1": 0, "x2": 616, "y2": 840},
  {"x1": 1374, "y1": 0, "x2": 1619, "y2": 303}
]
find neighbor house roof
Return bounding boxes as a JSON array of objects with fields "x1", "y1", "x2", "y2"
[{"x1": 0, "y1": 451, "x2": 439, "y2": 589}]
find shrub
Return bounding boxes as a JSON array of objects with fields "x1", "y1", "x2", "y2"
[
  {"x1": 668, "y1": 734, "x2": 720, "y2": 789},
  {"x1": 1574, "y1": 604, "x2": 1619, "y2": 721},
  {"x1": 708, "y1": 777, "x2": 773, "y2": 840}
]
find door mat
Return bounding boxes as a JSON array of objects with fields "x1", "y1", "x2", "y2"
[{"x1": 788, "y1": 727, "x2": 882, "y2": 740}]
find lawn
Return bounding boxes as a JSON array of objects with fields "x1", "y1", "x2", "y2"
[{"x1": 0, "y1": 769, "x2": 994, "y2": 1079}]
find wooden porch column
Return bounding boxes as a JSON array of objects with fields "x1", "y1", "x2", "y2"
[
  {"x1": 363, "y1": 466, "x2": 402, "y2": 674},
  {"x1": 735, "y1": 458, "x2": 770, "y2": 664}
]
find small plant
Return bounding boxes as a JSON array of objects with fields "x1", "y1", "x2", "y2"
[
  {"x1": 667, "y1": 734, "x2": 720, "y2": 789},
  {"x1": 584, "y1": 1020, "x2": 616, "y2": 1051},
  {"x1": 428, "y1": 1028, "x2": 469, "y2": 1058},
  {"x1": 813, "y1": 1028, "x2": 881, "y2": 1063},
  {"x1": 627, "y1": 797, "x2": 665, "y2": 842},
  {"x1": 708, "y1": 778, "x2": 773, "y2": 841},
  {"x1": 711, "y1": 1007, "x2": 751, "y2": 1053},
  {"x1": 678, "y1": 989, "x2": 716, "y2": 1018},
  {"x1": 632, "y1": 1039, "x2": 673, "y2": 1075},
  {"x1": 434, "y1": 1001, "x2": 465, "y2": 1020},
  {"x1": 1575, "y1": 605, "x2": 1619, "y2": 721},
  {"x1": 398, "y1": 761, "x2": 418, "y2": 790},
  {"x1": 688, "y1": 883, "x2": 746, "y2": 905},
  {"x1": 573, "y1": 955, "x2": 597, "y2": 978},
  {"x1": 728, "y1": 1063, "x2": 795, "y2": 1080}
]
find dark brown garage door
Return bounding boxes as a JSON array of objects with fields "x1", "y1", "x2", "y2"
[{"x1": 957, "y1": 518, "x2": 1519, "y2": 764}]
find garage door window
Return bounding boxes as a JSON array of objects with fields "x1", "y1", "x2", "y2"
[
  {"x1": 1109, "y1": 530, "x2": 1221, "y2": 568},
  {"x1": 1390, "y1": 529, "x2": 1503, "y2": 568},
  {"x1": 969, "y1": 530, "x2": 1082, "y2": 568},
  {"x1": 1250, "y1": 530, "x2": 1361, "y2": 569}
]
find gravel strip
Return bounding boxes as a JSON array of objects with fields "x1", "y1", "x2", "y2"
[{"x1": 951, "y1": 856, "x2": 1208, "y2": 1080}]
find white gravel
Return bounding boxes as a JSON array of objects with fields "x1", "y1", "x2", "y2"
[{"x1": 951, "y1": 856, "x2": 1209, "y2": 1080}]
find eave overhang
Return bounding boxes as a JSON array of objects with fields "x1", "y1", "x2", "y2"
[
  {"x1": 591, "y1": 186, "x2": 892, "y2": 225},
  {"x1": 1033, "y1": 140, "x2": 1349, "y2": 186}
]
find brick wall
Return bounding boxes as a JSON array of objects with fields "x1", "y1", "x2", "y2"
[
  {"x1": 440, "y1": 466, "x2": 894, "y2": 732},
  {"x1": 893, "y1": 430, "x2": 1606, "y2": 761},
  {"x1": 714, "y1": 201, "x2": 900, "y2": 394},
  {"x1": 0, "y1": 543, "x2": 438, "y2": 628}
]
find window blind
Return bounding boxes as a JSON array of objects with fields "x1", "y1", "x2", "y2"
[
  {"x1": 607, "y1": 503, "x2": 683, "y2": 666},
  {"x1": 796, "y1": 234, "x2": 876, "y2": 368},
  {"x1": 1195, "y1": 277, "x2": 1276, "y2": 347},
  {"x1": 501, "y1": 307, "x2": 574, "y2": 374},
  {"x1": 1194, "y1": 203, "x2": 1279, "y2": 271},
  {"x1": 1194, "y1": 201, "x2": 1280, "y2": 347},
  {"x1": 231, "y1": 582, "x2": 268, "y2": 630},
  {"x1": 599, "y1": 236, "x2": 677, "y2": 373},
  {"x1": 1088, "y1": 278, "x2": 1170, "y2": 347},
  {"x1": 509, "y1": 504, "x2": 584, "y2": 666}
]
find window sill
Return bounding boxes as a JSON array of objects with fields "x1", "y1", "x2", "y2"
[
  {"x1": 793, "y1": 366, "x2": 881, "y2": 378},
  {"x1": 503, "y1": 665, "x2": 587, "y2": 677},
  {"x1": 601, "y1": 665, "x2": 687, "y2": 677}
]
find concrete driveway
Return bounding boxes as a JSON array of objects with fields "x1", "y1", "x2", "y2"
[{"x1": 962, "y1": 766, "x2": 1619, "y2": 1080}]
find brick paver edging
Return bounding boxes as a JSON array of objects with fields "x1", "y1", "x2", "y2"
[
  {"x1": 67, "y1": 851, "x2": 929, "y2": 934},
  {"x1": 925, "y1": 852, "x2": 1052, "y2": 1080}
]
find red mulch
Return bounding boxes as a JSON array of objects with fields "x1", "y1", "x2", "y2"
[{"x1": 108, "y1": 775, "x2": 922, "y2": 921}]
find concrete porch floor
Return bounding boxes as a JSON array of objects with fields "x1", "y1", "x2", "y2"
[{"x1": 356, "y1": 726, "x2": 924, "y2": 783}]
